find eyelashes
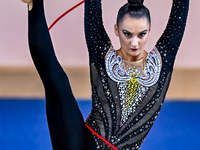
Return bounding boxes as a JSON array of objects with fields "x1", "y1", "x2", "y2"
[
  {"x1": 122, "y1": 30, "x2": 147, "y2": 38},
  {"x1": 138, "y1": 32, "x2": 147, "y2": 37},
  {"x1": 123, "y1": 32, "x2": 131, "y2": 37}
]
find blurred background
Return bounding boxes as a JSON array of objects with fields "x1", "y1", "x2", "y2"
[{"x1": 0, "y1": 0, "x2": 199, "y2": 150}]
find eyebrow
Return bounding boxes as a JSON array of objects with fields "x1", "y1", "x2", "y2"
[{"x1": 122, "y1": 29, "x2": 148, "y2": 34}]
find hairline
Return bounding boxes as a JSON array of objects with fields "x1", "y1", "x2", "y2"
[{"x1": 117, "y1": 14, "x2": 151, "y2": 28}]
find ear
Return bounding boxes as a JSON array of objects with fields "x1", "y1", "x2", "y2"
[
  {"x1": 114, "y1": 24, "x2": 119, "y2": 37},
  {"x1": 147, "y1": 27, "x2": 151, "y2": 37}
]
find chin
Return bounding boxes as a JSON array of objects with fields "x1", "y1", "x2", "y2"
[{"x1": 129, "y1": 52, "x2": 140, "y2": 57}]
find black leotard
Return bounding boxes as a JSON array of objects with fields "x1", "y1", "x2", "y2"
[
  {"x1": 84, "y1": 0, "x2": 189, "y2": 149},
  {"x1": 27, "y1": 0, "x2": 189, "y2": 150}
]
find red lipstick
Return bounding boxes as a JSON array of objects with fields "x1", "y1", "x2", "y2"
[{"x1": 131, "y1": 48, "x2": 138, "y2": 51}]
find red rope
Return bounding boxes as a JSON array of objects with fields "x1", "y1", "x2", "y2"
[
  {"x1": 85, "y1": 123, "x2": 118, "y2": 150},
  {"x1": 48, "y1": 0, "x2": 85, "y2": 30}
]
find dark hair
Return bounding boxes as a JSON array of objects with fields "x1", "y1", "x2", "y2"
[{"x1": 117, "y1": 0, "x2": 151, "y2": 26}]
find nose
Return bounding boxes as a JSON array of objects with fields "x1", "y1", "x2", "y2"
[{"x1": 131, "y1": 37, "x2": 139, "y2": 48}]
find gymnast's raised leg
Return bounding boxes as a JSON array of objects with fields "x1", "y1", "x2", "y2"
[{"x1": 24, "y1": 0, "x2": 96, "y2": 149}]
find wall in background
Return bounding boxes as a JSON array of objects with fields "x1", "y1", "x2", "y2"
[{"x1": 0, "y1": 0, "x2": 199, "y2": 68}]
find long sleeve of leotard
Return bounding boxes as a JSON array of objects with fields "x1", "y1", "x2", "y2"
[
  {"x1": 84, "y1": 0, "x2": 111, "y2": 64},
  {"x1": 156, "y1": 0, "x2": 189, "y2": 70}
]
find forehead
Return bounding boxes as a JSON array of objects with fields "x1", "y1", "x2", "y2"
[{"x1": 119, "y1": 15, "x2": 150, "y2": 32}]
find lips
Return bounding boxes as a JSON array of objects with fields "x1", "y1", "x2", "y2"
[{"x1": 131, "y1": 48, "x2": 138, "y2": 51}]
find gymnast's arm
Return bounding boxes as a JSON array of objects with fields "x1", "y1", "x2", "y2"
[
  {"x1": 156, "y1": 0, "x2": 189, "y2": 70},
  {"x1": 84, "y1": 0, "x2": 111, "y2": 63}
]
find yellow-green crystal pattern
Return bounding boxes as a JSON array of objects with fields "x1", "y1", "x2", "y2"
[{"x1": 119, "y1": 71, "x2": 148, "y2": 125}]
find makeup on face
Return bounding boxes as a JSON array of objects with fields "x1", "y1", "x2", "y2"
[
  {"x1": 115, "y1": 16, "x2": 151, "y2": 62},
  {"x1": 122, "y1": 29, "x2": 148, "y2": 38}
]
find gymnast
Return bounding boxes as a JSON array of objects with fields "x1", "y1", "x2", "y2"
[{"x1": 21, "y1": 0, "x2": 189, "y2": 149}]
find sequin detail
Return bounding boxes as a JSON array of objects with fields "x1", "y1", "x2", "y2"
[
  {"x1": 105, "y1": 47, "x2": 162, "y2": 87},
  {"x1": 105, "y1": 47, "x2": 161, "y2": 124},
  {"x1": 118, "y1": 79, "x2": 148, "y2": 125},
  {"x1": 85, "y1": 0, "x2": 189, "y2": 149}
]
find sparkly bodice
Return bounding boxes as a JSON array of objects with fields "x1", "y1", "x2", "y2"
[
  {"x1": 105, "y1": 47, "x2": 162, "y2": 125},
  {"x1": 105, "y1": 47, "x2": 162, "y2": 87},
  {"x1": 84, "y1": 0, "x2": 189, "y2": 149}
]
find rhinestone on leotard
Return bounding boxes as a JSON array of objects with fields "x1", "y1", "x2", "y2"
[{"x1": 105, "y1": 47, "x2": 162, "y2": 125}]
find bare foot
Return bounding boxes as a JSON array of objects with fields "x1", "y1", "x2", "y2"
[
  {"x1": 21, "y1": 0, "x2": 33, "y2": 11},
  {"x1": 21, "y1": 0, "x2": 30, "y2": 3}
]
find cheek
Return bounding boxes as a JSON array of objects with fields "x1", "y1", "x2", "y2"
[
  {"x1": 122, "y1": 39, "x2": 130, "y2": 48},
  {"x1": 119, "y1": 35, "x2": 128, "y2": 45},
  {"x1": 118, "y1": 33, "x2": 132, "y2": 48},
  {"x1": 139, "y1": 37, "x2": 148, "y2": 46}
]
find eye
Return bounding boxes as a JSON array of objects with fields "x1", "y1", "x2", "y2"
[
  {"x1": 138, "y1": 32, "x2": 147, "y2": 38},
  {"x1": 123, "y1": 31, "x2": 131, "y2": 37}
]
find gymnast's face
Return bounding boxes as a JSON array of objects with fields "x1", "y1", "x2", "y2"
[{"x1": 114, "y1": 15, "x2": 151, "y2": 62}]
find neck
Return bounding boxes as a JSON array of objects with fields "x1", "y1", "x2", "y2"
[{"x1": 117, "y1": 48, "x2": 147, "y2": 62}]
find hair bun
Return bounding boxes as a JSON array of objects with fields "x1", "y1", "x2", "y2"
[{"x1": 128, "y1": 0, "x2": 144, "y2": 6}]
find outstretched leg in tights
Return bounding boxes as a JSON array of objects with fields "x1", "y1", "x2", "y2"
[{"x1": 27, "y1": 0, "x2": 96, "y2": 149}]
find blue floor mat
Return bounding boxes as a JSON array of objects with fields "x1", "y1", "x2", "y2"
[{"x1": 0, "y1": 99, "x2": 199, "y2": 150}]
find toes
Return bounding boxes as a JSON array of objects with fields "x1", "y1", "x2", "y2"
[{"x1": 21, "y1": 0, "x2": 31, "y2": 4}]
